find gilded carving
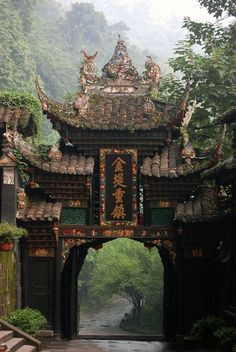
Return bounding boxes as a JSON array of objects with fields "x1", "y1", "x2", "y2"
[
  {"x1": 192, "y1": 248, "x2": 203, "y2": 257},
  {"x1": 29, "y1": 248, "x2": 55, "y2": 257},
  {"x1": 62, "y1": 238, "x2": 94, "y2": 263},
  {"x1": 149, "y1": 239, "x2": 176, "y2": 263},
  {"x1": 17, "y1": 188, "x2": 26, "y2": 209}
]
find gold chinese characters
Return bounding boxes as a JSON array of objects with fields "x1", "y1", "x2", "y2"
[{"x1": 111, "y1": 157, "x2": 127, "y2": 219}]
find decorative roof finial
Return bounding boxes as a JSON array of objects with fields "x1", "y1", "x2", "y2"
[
  {"x1": 80, "y1": 49, "x2": 98, "y2": 85},
  {"x1": 80, "y1": 50, "x2": 98, "y2": 63},
  {"x1": 117, "y1": 33, "x2": 124, "y2": 43},
  {"x1": 102, "y1": 38, "x2": 139, "y2": 81}
]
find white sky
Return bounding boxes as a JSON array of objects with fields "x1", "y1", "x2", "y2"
[
  {"x1": 64, "y1": 0, "x2": 213, "y2": 22},
  {"x1": 58, "y1": 0, "x2": 214, "y2": 57}
]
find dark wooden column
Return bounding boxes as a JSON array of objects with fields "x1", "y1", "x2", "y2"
[
  {"x1": 87, "y1": 175, "x2": 93, "y2": 225},
  {"x1": 161, "y1": 247, "x2": 178, "y2": 340},
  {"x1": 21, "y1": 240, "x2": 28, "y2": 307},
  {"x1": 54, "y1": 239, "x2": 62, "y2": 337},
  {"x1": 175, "y1": 236, "x2": 185, "y2": 337}
]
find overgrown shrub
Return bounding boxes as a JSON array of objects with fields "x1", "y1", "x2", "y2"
[
  {"x1": 0, "y1": 222, "x2": 27, "y2": 243},
  {"x1": 4, "y1": 308, "x2": 46, "y2": 335},
  {"x1": 214, "y1": 327, "x2": 236, "y2": 349},
  {"x1": 232, "y1": 344, "x2": 236, "y2": 352},
  {"x1": 191, "y1": 316, "x2": 226, "y2": 339}
]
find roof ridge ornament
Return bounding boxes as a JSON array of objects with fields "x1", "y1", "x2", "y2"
[
  {"x1": 142, "y1": 56, "x2": 161, "y2": 87},
  {"x1": 80, "y1": 49, "x2": 98, "y2": 85},
  {"x1": 102, "y1": 35, "x2": 140, "y2": 81}
]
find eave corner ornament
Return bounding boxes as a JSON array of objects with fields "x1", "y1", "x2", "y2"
[
  {"x1": 142, "y1": 56, "x2": 161, "y2": 86},
  {"x1": 80, "y1": 50, "x2": 98, "y2": 85}
]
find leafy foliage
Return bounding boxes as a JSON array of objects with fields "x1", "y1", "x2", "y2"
[
  {"x1": 198, "y1": 0, "x2": 236, "y2": 18},
  {"x1": 4, "y1": 307, "x2": 47, "y2": 335},
  {"x1": 165, "y1": 0, "x2": 236, "y2": 152},
  {"x1": 11, "y1": 148, "x2": 30, "y2": 183},
  {"x1": 214, "y1": 327, "x2": 236, "y2": 349},
  {"x1": 191, "y1": 315, "x2": 226, "y2": 339},
  {"x1": 0, "y1": 91, "x2": 42, "y2": 134},
  {"x1": 0, "y1": 222, "x2": 27, "y2": 243},
  {"x1": 27, "y1": 1, "x2": 147, "y2": 100},
  {"x1": 0, "y1": 0, "x2": 36, "y2": 92},
  {"x1": 11, "y1": 0, "x2": 37, "y2": 32}
]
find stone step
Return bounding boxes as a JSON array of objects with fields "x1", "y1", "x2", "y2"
[
  {"x1": 16, "y1": 345, "x2": 37, "y2": 352},
  {"x1": 0, "y1": 330, "x2": 13, "y2": 344},
  {"x1": 6, "y1": 337, "x2": 24, "y2": 351},
  {"x1": 37, "y1": 330, "x2": 54, "y2": 338}
]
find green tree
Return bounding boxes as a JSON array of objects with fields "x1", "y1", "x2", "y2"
[
  {"x1": 11, "y1": 0, "x2": 37, "y2": 32},
  {"x1": 0, "y1": 0, "x2": 36, "y2": 91},
  {"x1": 79, "y1": 239, "x2": 163, "y2": 332},
  {"x1": 161, "y1": 0, "x2": 236, "y2": 152}
]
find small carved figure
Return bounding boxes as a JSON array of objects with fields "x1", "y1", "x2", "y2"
[
  {"x1": 48, "y1": 144, "x2": 62, "y2": 160},
  {"x1": 181, "y1": 143, "x2": 196, "y2": 159},
  {"x1": 74, "y1": 93, "x2": 89, "y2": 115},
  {"x1": 17, "y1": 188, "x2": 26, "y2": 209},
  {"x1": 142, "y1": 56, "x2": 161, "y2": 85}
]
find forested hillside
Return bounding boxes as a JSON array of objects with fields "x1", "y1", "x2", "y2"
[
  {"x1": 0, "y1": 0, "x2": 36, "y2": 91},
  {"x1": 0, "y1": 0, "x2": 154, "y2": 100}
]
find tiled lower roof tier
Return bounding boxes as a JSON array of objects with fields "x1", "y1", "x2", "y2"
[
  {"x1": 202, "y1": 156, "x2": 236, "y2": 178},
  {"x1": 14, "y1": 135, "x2": 94, "y2": 175},
  {"x1": 141, "y1": 144, "x2": 218, "y2": 178},
  {"x1": 0, "y1": 104, "x2": 36, "y2": 135},
  {"x1": 17, "y1": 201, "x2": 62, "y2": 221},
  {"x1": 174, "y1": 189, "x2": 218, "y2": 223}
]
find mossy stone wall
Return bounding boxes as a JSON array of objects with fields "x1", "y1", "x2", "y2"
[{"x1": 0, "y1": 251, "x2": 16, "y2": 316}]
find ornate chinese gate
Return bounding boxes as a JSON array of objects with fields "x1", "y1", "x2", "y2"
[{"x1": 0, "y1": 38, "x2": 234, "y2": 340}]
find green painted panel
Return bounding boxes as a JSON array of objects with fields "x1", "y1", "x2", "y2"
[
  {"x1": 151, "y1": 208, "x2": 175, "y2": 225},
  {"x1": 61, "y1": 208, "x2": 86, "y2": 225}
]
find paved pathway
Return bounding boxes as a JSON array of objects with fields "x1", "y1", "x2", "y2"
[
  {"x1": 79, "y1": 297, "x2": 140, "y2": 336},
  {"x1": 44, "y1": 339, "x2": 218, "y2": 352}
]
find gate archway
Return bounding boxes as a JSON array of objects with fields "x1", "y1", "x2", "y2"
[{"x1": 60, "y1": 238, "x2": 177, "y2": 339}]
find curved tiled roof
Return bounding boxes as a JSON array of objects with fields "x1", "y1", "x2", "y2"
[
  {"x1": 36, "y1": 79, "x2": 169, "y2": 131},
  {"x1": 174, "y1": 188, "x2": 218, "y2": 223},
  {"x1": 12, "y1": 134, "x2": 94, "y2": 175},
  {"x1": 202, "y1": 156, "x2": 236, "y2": 178},
  {"x1": 35, "y1": 40, "x2": 197, "y2": 132},
  {"x1": 17, "y1": 201, "x2": 62, "y2": 221},
  {"x1": 141, "y1": 144, "x2": 219, "y2": 178},
  {"x1": 0, "y1": 105, "x2": 36, "y2": 136}
]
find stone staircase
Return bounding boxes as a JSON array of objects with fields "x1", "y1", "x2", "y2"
[
  {"x1": 0, "y1": 318, "x2": 49, "y2": 352},
  {"x1": 0, "y1": 330, "x2": 36, "y2": 351}
]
